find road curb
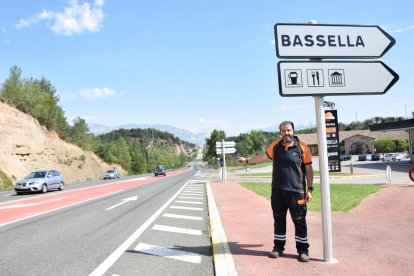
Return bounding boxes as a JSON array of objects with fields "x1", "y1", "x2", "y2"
[{"x1": 206, "y1": 182, "x2": 238, "y2": 276}]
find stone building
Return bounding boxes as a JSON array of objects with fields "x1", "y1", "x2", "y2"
[{"x1": 297, "y1": 129, "x2": 408, "y2": 155}]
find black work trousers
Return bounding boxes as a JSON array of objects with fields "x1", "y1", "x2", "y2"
[{"x1": 271, "y1": 188, "x2": 309, "y2": 253}]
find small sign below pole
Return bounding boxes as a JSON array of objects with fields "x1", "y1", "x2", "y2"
[{"x1": 386, "y1": 165, "x2": 392, "y2": 184}]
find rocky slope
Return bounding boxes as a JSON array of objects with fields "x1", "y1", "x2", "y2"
[{"x1": 0, "y1": 101, "x2": 125, "y2": 190}]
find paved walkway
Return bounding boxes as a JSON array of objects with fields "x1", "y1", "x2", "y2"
[{"x1": 209, "y1": 181, "x2": 414, "y2": 275}]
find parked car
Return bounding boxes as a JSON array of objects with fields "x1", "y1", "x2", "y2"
[
  {"x1": 358, "y1": 154, "x2": 367, "y2": 161},
  {"x1": 154, "y1": 165, "x2": 167, "y2": 176},
  {"x1": 15, "y1": 170, "x2": 64, "y2": 194},
  {"x1": 371, "y1": 154, "x2": 381, "y2": 161},
  {"x1": 381, "y1": 153, "x2": 402, "y2": 162},
  {"x1": 103, "y1": 169, "x2": 120, "y2": 180},
  {"x1": 340, "y1": 154, "x2": 351, "y2": 161}
]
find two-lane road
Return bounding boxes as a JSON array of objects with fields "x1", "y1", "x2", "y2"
[{"x1": 0, "y1": 167, "x2": 214, "y2": 275}]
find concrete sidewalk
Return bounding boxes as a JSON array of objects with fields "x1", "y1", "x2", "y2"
[{"x1": 209, "y1": 181, "x2": 414, "y2": 275}]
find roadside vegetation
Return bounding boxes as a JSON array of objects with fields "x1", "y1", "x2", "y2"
[
  {"x1": 241, "y1": 182, "x2": 383, "y2": 212},
  {"x1": 0, "y1": 66, "x2": 197, "y2": 175},
  {"x1": 0, "y1": 170, "x2": 14, "y2": 192}
]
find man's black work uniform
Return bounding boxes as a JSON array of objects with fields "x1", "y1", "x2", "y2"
[{"x1": 266, "y1": 136, "x2": 313, "y2": 254}]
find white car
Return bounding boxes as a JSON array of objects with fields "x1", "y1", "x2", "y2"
[
  {"x1": 15, "y1": 170, "x2": 64, "y2": 194},
  {"x1": 381, "y1": 154, "x2": 402, "y2": 162}
]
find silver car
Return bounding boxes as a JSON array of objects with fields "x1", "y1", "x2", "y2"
[
  {"x1": 15, "y1": 170, "x2": 64, "y2": 195},
  {"x1": 103, "y1": 169, "x2": 120, "y2": 180}
]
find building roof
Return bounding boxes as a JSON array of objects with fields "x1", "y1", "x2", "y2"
[
  {"x1": 297, "y1": 129, "x2": 408, "y2": 145},
  {"x1": 369, "y1": 119, "x2": 414, "y2": 131}
]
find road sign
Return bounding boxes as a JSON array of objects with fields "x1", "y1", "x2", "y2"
[
  {"x1": 216, "y1": 141, "x2": 236, "y2": 147},
  {"x1": 409, "y1": 167, "x2": 414, "y2": 182},
  {"x1": 274, "y1": 23, "x2": 395, "y2": 59},
  {"x1": 278, "y1": 61, "x2": 399, "y2": 97},
  {"x1": 216, "y1": 148, "x2": 236, "y2": 154}
]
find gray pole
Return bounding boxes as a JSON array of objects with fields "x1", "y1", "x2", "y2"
[
  {"x1": 222, "y1": 140, "x2": 227, "y2": 183},
  {"x1": 309, "y1": 19, "x2": 335, "y2": 263}
]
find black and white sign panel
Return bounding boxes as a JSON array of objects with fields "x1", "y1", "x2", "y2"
[
  {"x1": 274, "y1": 23, "x2": 395, "y2": 59},
  {"x1": 277, "y1": 61, "x2": 399, "y2": 97},
  {"x1": 325, "y1": 110, "x2": 341, "y2": 172}
]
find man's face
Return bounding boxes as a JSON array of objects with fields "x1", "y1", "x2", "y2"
[{"x1": 280, "y1": 123, "x2": 294, "y2": 143}]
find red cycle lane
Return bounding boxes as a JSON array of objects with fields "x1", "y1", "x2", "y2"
[{"x1": 0, "y1": 169, "x2": 190, "y2": 227}]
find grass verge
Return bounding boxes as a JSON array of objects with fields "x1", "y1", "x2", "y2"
[
  {"x1": 240, "y1": 182, "x2": 383, "y2": 212},
  {"x1": 237, "y1": 171, "x2": 352, "y2": 177}
]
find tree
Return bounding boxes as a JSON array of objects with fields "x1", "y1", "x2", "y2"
[
  {"x1": 204, "y1": 130, "x2": 226, "y2": 161},
  {"x1": 236, "y1": 130, "x2": 267, "y2": 157},
  {"x1": 68, "y1": 117, "x2": 94, "y2": 150},
  {"x1": 373, "y1": 139, "x2": 394, "y2": 153}
]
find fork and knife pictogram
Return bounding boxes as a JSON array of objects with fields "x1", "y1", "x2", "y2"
[{"x1": 311, "y1": 71, "x2": 320, "y2": 85}]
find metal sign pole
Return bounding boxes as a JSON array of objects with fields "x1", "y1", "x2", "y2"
[
  {"x1": 309, "y1": 19, "x2": 334, "y2": 263},
  {"x1": 222, "y1": 140, "x2": 227, "y2": 183},
  {"x1": 315, "y1": 96, "x2": 334, "y2": 262}
]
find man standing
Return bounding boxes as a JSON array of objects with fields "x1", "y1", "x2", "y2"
[{"x1": 237, "y1": 121, "x2": 314, "y2": 262}]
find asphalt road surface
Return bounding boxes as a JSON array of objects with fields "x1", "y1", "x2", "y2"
[{"x1": 0, "y1": 166, "x2": 213, "y2": 276}]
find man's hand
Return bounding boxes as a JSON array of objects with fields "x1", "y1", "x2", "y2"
[
  {"x1": 305, "y1": 191, "x2": 313, "y2": 202},
  {"x1": 236, "y1": 156, "x2": 248, "y2": 164}
]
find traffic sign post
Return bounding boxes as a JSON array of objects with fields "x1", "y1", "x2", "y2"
[
  {"x1": 216, "y1": 140, "x2": 236, "y2": 183},
  {"x1": 274, "y1": 23, "x2": 395, "y2": 59},
  {"x1": 274, "y1": 20, "x2": 398, "y2": 263},
  {"x1": 278, "y1": 61, "x2": 399, "y2": 96}
]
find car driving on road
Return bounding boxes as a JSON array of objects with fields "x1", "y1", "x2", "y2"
[
  {"x1": 154, "y1": 165, "x2": 166, "y2": 176},
  {"x1": 15, "y1": 170, "x2": 64, "y2": 194},
  {"x1": 103, "y1": 169, "x2": 120, "y2": 180}
]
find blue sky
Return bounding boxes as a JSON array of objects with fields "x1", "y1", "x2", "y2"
[{"x1": 0, "y1": 0, "x2": 413, "y2": 136}]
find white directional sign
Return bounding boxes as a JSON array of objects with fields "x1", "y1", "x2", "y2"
[
  {"x1": 278, "y1": 61, "x2": 399, "y2": 96},
  {"x1": 274, "y1": 23, "x2": 395, "y2": 59},
  {"x1": 216, "y1": 148, "x2": 237, "y2": 154},
  {"x1": 215, "y1": 141, "x2": 236, "y2": 147}
]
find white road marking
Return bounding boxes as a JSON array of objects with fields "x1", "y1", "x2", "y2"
[
  {"x1": 89, "y1": 181, "x2": 190, "y2": 276},
  {"x1": 162, "y1": 213, "x2": 202, "y2": 221},
  {"x1": 0, "y1": 190, "x2": 125, "y2": 228},
  {"x1": 134, "y1": 243, "x2": 202, "y2": 264},
  {"x1": 178, "y1": 196, "x2": 203, "y2": 199},
  {"x1": 174, "y1": 200, "x2": 202, "y2": 205},
  {"x1": 0, "y1": 197, "x2": 68, "y2": 209},
  {"x1": 170, "y1": 206, "x2": 203, "y2": 211},
  {"x1": 106, "y1": 196, "x2": 138, "y2": 211},
  {"x1": 181, "y1": 193, "x2": 203, "y2": 196},
  {"x1": 152, "y1": 224, "x2": 202, "y2": 235}
]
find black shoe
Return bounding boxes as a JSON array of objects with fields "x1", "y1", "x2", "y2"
[
  {"x1": 298, "y1": 251, "x2": 310, "y2": 262},
  {"x1": 268, "y1": 249, "x2": 283, "y2": 258}
]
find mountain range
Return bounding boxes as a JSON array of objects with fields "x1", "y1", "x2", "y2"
[
  {"x1": 88, "y1": 123, "x2": 209, "y2": 145},
  {"x1": 88, "y1": 123, "x2": 313, "y2": 145}
]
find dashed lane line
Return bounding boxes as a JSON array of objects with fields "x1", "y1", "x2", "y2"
[
  {"x1": 134, "y1": 243, "x2": 202, "y2": 264},
  {"x1": 178, "y1": 196, "x2": 203, "y2": 199},
  {"x1": 170, "y1": 206, "x2": 203, "y2": 211},
  {"x1": 152, "y1": 224, "x2": 202, "y2": 235},
  {"x1": 174, "y1": 200, "x2": 203, "y2": 204},
  {"x1": 162, "y1": 213, "x2": 202, "y2": 220}
]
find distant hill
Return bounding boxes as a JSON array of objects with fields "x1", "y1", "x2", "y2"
[
  {"x1": 253, "y1": 124, "x2": 312, "y2": 133},
  {"x1": 0, "y1": 102, "x2": 125, "y2": 191},
  {"x1": 88, "y1": 123, "x2": 208, "y2": 145}
]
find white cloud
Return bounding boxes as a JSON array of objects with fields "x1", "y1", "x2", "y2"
[
  {"x1": 198, "y1": 118, "x2": 227, "y2": 125},
  {"x1": 15, "y1": 0, "x2": 104, "y2": 36},
  {"x1": 79, "y1": 87, "x2": 122, "y2": 100}
]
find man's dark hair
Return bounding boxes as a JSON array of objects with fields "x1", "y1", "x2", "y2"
[{"x1": 279, "y1": 121, "x2": 295, "y2": 131}]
